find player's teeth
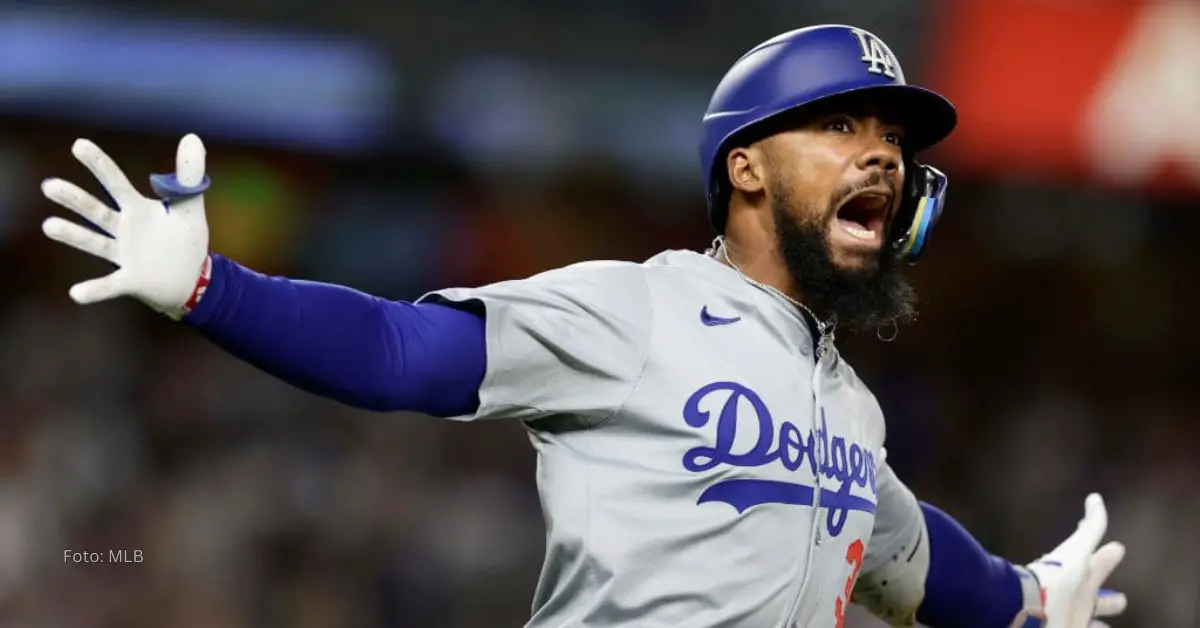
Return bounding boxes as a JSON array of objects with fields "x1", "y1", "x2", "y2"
[{"x1": 843, "y1": 225, "x2": 875, "y2": 240}]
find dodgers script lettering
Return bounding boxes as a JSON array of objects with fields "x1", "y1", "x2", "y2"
[{"x1": 681, "y1": 381, "x2": 878, "y2": 537}]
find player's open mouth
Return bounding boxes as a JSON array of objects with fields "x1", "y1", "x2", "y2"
[{"x1": 834, "y1": 190, "x2": 890, "y2": 243}]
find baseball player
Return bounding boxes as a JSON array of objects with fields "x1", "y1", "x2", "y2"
[{"x1": 40, "y1": 25, "x2": 1124, "y2": 628}]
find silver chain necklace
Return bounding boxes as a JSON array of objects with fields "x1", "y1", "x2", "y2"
[{"x1": 710, "y1": 236, "x2": 836, "y2": 359}]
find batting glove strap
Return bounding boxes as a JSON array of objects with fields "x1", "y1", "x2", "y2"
[
  {"x1": 177, "y1": 254, "x2": 213, "y2": 319},
  {"x1": 150, "y1": 172, "x2": 212, "y2": 201},
  {"x1": 1009, "y1": 566, "x2": 1047, "y2": 628}
]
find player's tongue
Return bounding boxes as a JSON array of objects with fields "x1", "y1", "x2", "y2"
[{"x1": 836, "y1": 195, "x2": 886, "y2": 241}]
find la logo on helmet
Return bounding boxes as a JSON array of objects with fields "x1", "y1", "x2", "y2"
[{"x1": 849, "y1": 28, "x2": 897, "y2": 78}]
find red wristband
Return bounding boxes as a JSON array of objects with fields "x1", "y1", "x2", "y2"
[{"x1": 181, "y1": 255, "x2": 212, "y2": 315}]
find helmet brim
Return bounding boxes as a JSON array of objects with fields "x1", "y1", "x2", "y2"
[{"x1": 808, "y1": 84, "x2": 958, "y2": 152}]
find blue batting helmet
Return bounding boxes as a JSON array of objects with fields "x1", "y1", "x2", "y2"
[{"x1": 699, "y1": 25, "x2": 958, "y2": 264}]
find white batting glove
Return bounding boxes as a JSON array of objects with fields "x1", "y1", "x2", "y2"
[
  {"x1": 1010, "y1": 493, "x2": 1127, "y2": 628},
  {"x1": 41, "y1": 134, "x2": 213, "y2": 319}
]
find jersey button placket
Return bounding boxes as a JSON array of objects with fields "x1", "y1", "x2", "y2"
[{"x1": 785, "y1": 343, "x2": 828, "y2": 626}]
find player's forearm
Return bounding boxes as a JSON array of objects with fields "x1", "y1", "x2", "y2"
[
  {"x1": 916, "y1": 502, "x2": 1025, "y2": 628},
  {"x1": 182, "y1": 254, "x2": 485, "y2": 415}
]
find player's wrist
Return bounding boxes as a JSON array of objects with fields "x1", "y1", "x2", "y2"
[
  {"x1": 1008, "y1": 566, "x2": 1046, "y2": 628},
  {"x1": 173, "y1": 254, "x2": 212, "y2": 320}
]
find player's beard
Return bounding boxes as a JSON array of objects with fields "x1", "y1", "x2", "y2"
[{"x1": 770, "y1": 187, "x2": 917, "y2": 333}]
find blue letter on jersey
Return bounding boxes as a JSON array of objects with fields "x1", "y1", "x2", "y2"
[{"x1": 681, "y1": 381, "x2": 878, "y2": 537}]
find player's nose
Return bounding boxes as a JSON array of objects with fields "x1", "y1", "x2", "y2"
[{"x1": 855, "y1": 141, "x2": 901, "y2": 174}]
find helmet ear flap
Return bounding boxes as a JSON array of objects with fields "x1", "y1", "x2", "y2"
[{"x1": 890, "y1": 162, "x2": 948, "y2": 264}]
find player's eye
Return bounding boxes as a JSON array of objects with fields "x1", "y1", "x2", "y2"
[
  {"x1": 883, "y1": 131, "x2": 904, "y2": 146},
  {"x1": 826, "y1": 118, "x2": 853, "y2": 134}
]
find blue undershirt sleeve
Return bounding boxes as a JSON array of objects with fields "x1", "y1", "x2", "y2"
[
  {"x1": 917, "y1": 502, "x2": 1024, "y2": 628},
  {"x1": 182, "y1": 254, "x2": 486, "y2": 417}
]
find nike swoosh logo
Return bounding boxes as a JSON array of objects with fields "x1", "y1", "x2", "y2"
[{"x1": 700, "y1": 306, "x2": 741, "y2": 326}]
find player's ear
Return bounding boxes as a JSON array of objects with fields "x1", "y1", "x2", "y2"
[{"x1": 726, "y1": 146, "x2": 767, "y2": 196}]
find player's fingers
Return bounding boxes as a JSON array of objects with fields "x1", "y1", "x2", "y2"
[
  {"x1": 71, "y1": 139, "x2": 141, "y2": 207},
  {"x1": 148, "y1": 134, "x2": 210, "y2": 210},
  {"x1": 68, "y1": 271, "x2": 128, "y2": 305},
  {"x1": 41, "y1": 178, "x2": 120, "y2": 235},
  {"x1": 175, "y1": 133, "x2": 206, "y2": 186},
  {"x1": 1071, "y1": 493, "x2": 1109, "y2": 553},
  {"x1": 1093, "y1": 589, "x2": 1128, "y2": 618},
  {"x1": 1087, "y1": 543, "x2": 1127, "y2": 618},
  {"x1": 42, "y1": 217, "x2": 117, "y2": 264},
  {"x1": 1088, "y1": 542, "x2": 1125, "y2": 582}
]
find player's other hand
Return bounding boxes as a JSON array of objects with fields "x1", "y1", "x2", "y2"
[
  {"x1": 1016, "y1": 493, "x2": 1127, "y2": 628},
  {"x1": 42, "y1": 134, "x2": 212, "y2": 319}
]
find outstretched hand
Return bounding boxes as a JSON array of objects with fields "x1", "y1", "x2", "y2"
[{"x1": 42, "y1": 134, "x2": 212, "y2": 318}]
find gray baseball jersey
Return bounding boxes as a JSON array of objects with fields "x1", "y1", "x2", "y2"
[{"x1": 420, "y1": 249, "x2": 929, "y2": 628}]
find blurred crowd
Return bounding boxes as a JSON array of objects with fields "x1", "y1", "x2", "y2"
[{"x1": 0, "y1": 1, "x2": 1195, "y2": 627}]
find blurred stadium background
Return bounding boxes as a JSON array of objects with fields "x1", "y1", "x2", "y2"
[{"x1": 0, "y1": 0, "x2": 1196, "y2": 626}]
